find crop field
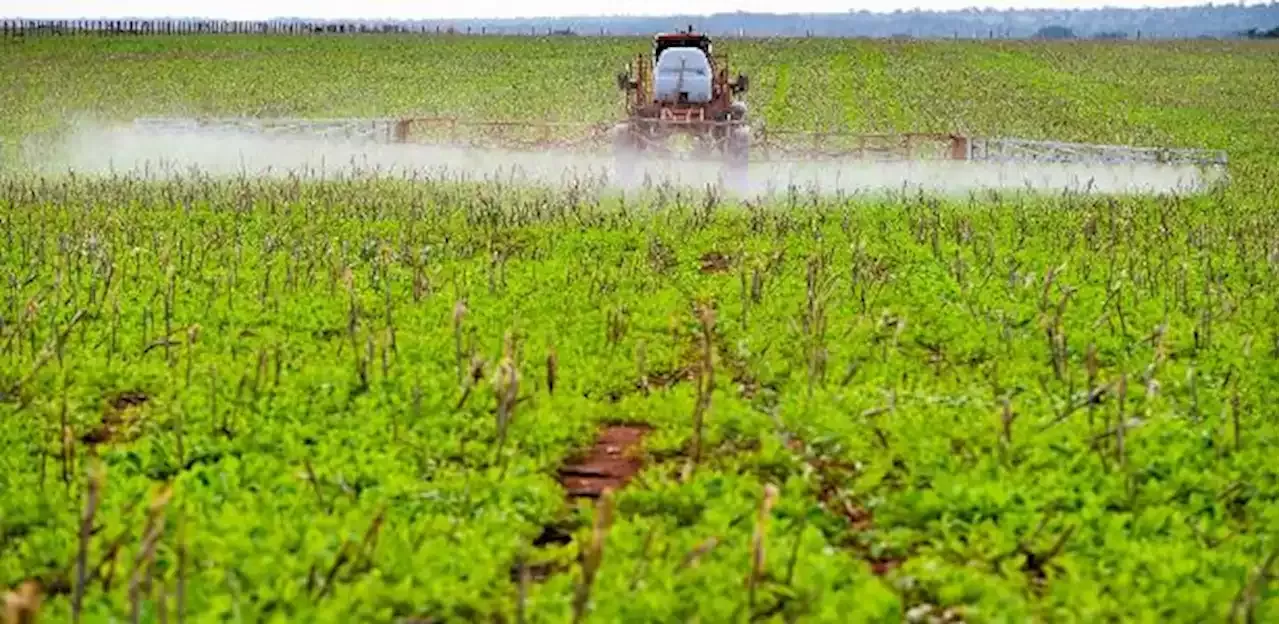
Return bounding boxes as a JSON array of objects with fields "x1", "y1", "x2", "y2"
[{"x1": 0, "y1": 34, "x2": 1277, "y2": 623}]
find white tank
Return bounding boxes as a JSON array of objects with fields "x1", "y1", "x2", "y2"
[{"x1": 652, "y1": 48, "x2": 713, "y2": 104}]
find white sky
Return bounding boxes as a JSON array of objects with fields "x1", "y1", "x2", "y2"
[{"x1": 3, "y1": 0, "x2": 1251, "y2": 20}]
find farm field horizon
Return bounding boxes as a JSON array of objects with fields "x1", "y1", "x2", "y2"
[{"x1": 0, "y1": 33, "x2": 1277, "y2": 623}]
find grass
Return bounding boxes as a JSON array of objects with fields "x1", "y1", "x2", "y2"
[{"x1": 0, "y1": 34, "x2": 1276, "y2": 623}]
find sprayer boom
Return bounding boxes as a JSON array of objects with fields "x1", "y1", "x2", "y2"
[
  {"x1": 131, "y1": 116, "x2": 1227, "y2": 167},
  {"x1": 127, "y1": 26, "x2": 1228, "y2": 189}
]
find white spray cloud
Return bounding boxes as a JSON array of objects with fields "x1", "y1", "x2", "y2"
[{"x1": 21, "y1": 119, "x2": 1222, "y2": 200}]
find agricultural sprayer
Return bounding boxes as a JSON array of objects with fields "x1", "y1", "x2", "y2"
[{"x1": 129, "y1": 26, "x2": 1230, "y2": 186}]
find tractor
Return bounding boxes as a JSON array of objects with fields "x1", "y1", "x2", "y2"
[{"x1": 610, "y1": 26, "x2": 753, "y2": 174}]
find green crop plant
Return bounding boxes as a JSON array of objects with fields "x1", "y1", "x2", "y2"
[{"x1": 0, "y1": 33, "x2": 1276, "y2": 623}]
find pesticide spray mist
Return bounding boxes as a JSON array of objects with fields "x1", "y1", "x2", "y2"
[{"x1": 22, "y1": 120, "x2": 1222, "y2": 199}]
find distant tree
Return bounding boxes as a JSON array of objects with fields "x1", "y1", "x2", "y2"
[
  {"x1": 1034, "y1": 25, "x2": 1076, "y2": 39},
  {"x1": 1242, "y1": 26, "x2": 1279, "y2": 38},
  {"x1": 1093, "y1": 30, "x2": 1127, "y2": 39}
]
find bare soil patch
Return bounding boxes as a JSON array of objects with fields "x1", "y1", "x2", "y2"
[
  {"x1": 107, "y1": 390, "x2": 149, "y2": 411},
  {"x1": 698, "y1": 251, "x2": 734, "y2": 274},
  {"x1": 557, "y1": 423, "x2": 653, "y2": 500},
  {"x1": 81, "y1": 390, "x2": 150, "y2": 445},
  {"x1": 511, "y1": 423, "x2": 655, "y2": 586}
]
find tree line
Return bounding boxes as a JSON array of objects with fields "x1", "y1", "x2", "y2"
[{"x1": 3, "y1": 3, "x2": 1277, "y2": 40}]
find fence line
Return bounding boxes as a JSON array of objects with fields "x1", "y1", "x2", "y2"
[{"x1": 0, "y1": 19, "x2": 614, "y2": 37}]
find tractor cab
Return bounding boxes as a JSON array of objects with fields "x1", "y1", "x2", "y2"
[
  {"x1": 649, "y1": 26, "x2": 717, "y2": 104},
  {"x1": 616, "y1": 25, "x2": 748, "y2": 117},
  {"x1": 652, "y1": 25, "x2": 712, "y2": 62}
]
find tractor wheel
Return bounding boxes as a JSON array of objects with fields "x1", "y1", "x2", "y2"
[
  {"x1": 726, "y1": 126, "x2": 750, "y2": 165},
  {"x1": 610, "y1": 122, "x2": 642, "y2": 188},
  {"x1": 725, "y1": 125, "x2": 750, "y2": 193},
  {"x1": 692, "y1": 131, "x2": 718, "y2": 161}
]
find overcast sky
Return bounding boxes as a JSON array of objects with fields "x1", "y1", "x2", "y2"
[{"x1": 5, "y1": 0, "x2": 1244, "y2": 20}]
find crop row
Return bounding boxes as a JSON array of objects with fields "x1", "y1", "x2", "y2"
[{"x1": 0, "y1": 174, "x2": 1275, "y2": 621}]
